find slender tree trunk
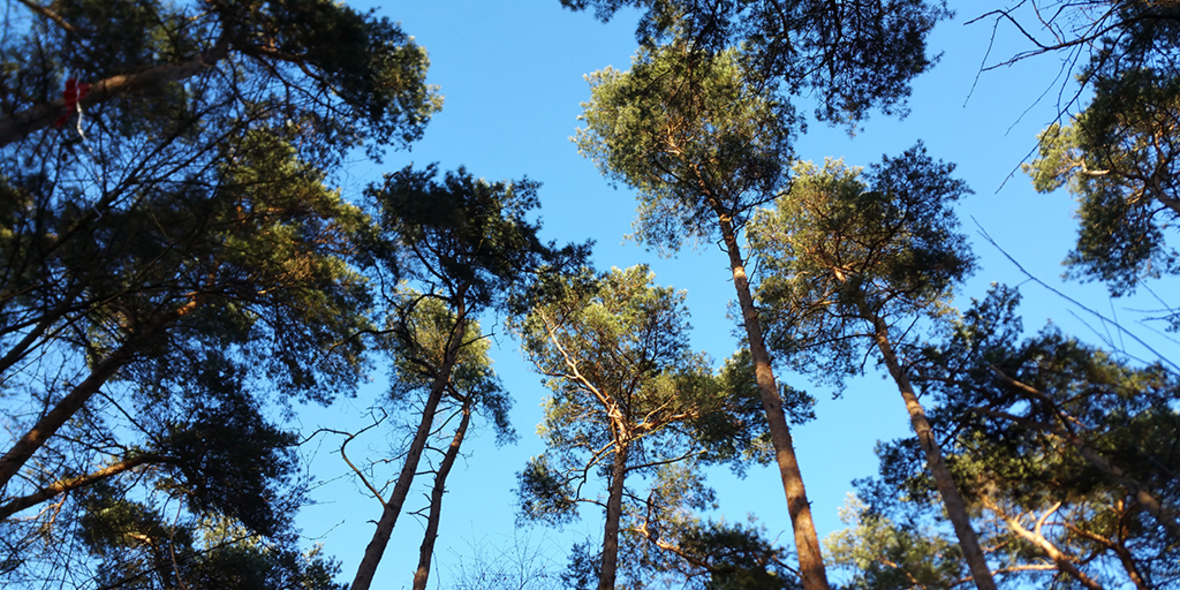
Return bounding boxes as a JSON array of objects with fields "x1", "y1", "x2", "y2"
[
  {"x1": 0, "y1": 453, "x2": 170, "y2": 520},
  {"x1": 599, "y1": 440, "x2": 629, "y2": 590},
  {"x1": 716, "y1": 213, "x2": 830, "y2": 590},
  {"x1": 866, "y1": 311, "x2": 997, "y2": 590},
  {"x1": 411, "y1": 401, "x2": 471, "y2": 590},
  {"x1": 350, "y1": 313, "x2": 467, "y2": 590},
  {"x1": 1113, "y1": 506, "x2": 1150, "y2": 590}
]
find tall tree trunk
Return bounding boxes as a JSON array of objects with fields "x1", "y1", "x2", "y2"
[
  {"x1": 411, "y1": 400, "x2": 472, "y2": 590},
  {"x1": 989, "y1": 367, "x2": 1180, "y2": 541},
  {"x1": 716, "y1": 213, "x2": 830, "y2": 590},
  {"x1": 350, "y1": 312, "x2": 467, "y2": 590},
  {"x1": 866, "y1": 311, "x2": 997, "y2": 590},
  {"x1": 599, "y1": 440, "x2": 629, "y2": 590}
]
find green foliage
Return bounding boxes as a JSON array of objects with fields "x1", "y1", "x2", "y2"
[
  {"x1": 561, "y1": 0, "x2": 950, "y2": 125},
  {"x1": 512, "y1": 266, "x2": 787, "y2": 588},
  {"x1": 383, "y1": 294, "x2": 513, "y2": 443},
  {"x1": 78, "y1": 496, "x2": 347, "y2": 590},
  {"x1": 512, "y1": 266, "x2": 714, "y2": 506},
  {"x1": 518, "y1": 455, "x2": 580, "y2": 526},
  {"x1": 1015, "y1": 1, "x2": 1180, "y2": 325},
  {"x1": 0, "y1": 0, "x2": 441, "y2": 151},
  {"x1": 672, "y1": 520, "x2": 799, "y2": 590},
  {"x1": 367, "y1": 164, "x2": 588, "y2": 456},
  {"x1": 1025, "y1": 72, "x2": 1180, "y2": 308},
  {"x1": 749, "y1": 145, "x2": 973, "y2": 384},
  {"x1": 695, "y1": 349, "x2": 806, "y2": 471},
  {"x1": 843, "y1": 285, "x2": 1180, "y2": 588},
  {"x1": 825, "y1": 496, "x2": 963, "y2": 590},
  {"x1": 576, "y1": 44, "x2": 795, "y2": 253},
  {"x1": 368, "y1": 164, "x2": 588, "y2": 309}
]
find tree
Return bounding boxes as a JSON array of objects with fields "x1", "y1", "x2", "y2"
[
  {"x1": 746, "y1": 148, "x2": 995, "y2": 590},
  {"x1": 839, "y1": 285, "x2": 1180, "y2": 589},
  {"x1": 561, "y1": 0, "x2": 951, "y2": 125},
  {"x1": 1024, "y1": 72, "x2": 1180, "y2": 321},
  {"x1": 348, "y1": 165, "x2": 584, "y2": 590},
  {"x1": 512, "y1": 265, "x2": 783, "y2": 590},
  {"x1": 576, "y1": 43, "x2": 832, "y2": 590},
  {"x1": 985, "y1": 1, "x2": 1180, "y2": 325},
  {"x1": 0, "y1": 126, "x2": 376, "y2": 586},
  {"x1": 0, "y1": 0, "x2": 440, "y2": 584}
]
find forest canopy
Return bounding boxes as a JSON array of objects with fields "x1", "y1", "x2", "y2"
[{"x1": 1, "y1": 1, "x2": 1176, "y2": 589}]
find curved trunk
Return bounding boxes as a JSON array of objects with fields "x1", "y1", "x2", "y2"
[
  {"x1": 716, "y1": 213, "x2": 830, "y2": 590},
  {"x1": 350, "y1": 312, "x2": 467, "y2": 590},
  {"x1": 866, "y1": 311, "x2": 997, "y2": 590},
  {"x1": 598, "y1": 441, "x2": 629, "y2": 590},
  {"x1": 411, "y1": 401, "x2": 472, "y2": 590}
]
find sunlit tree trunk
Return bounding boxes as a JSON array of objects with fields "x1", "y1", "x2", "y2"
[
  {"x1": 717, "y1": 212, "x2": 830, "y2": 590},
  {"x1": 865, "y1": 309, "x2": 997, "y2": 590},
  {"x1": 412, "y1": 401, "x2": 471, "y2": 590},
  {"x1": 351, "y1": 311, "x2": 467, "y2": 590}
]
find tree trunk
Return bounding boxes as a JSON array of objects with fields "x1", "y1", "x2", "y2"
[
  {"x1": 716, "y1": 213, "x2": 830, "y2": 590},
  {"x1": 0, "y1": 453, "x2": 170, "y2": 520},
  {"x1": 866, "y1": 311, "x2": 997, "y2": 590},
  {"x1": 599, "y1": 440, "x2": 629, "y2": 590},
  {"x1": 411, "y1": 401, "x2": 471, "y2": 590},
  {"x1": 350, "y1": 312, "x2": 467, "y2": 590}
]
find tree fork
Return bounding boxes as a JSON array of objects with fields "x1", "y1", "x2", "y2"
[
  {"x1": 717, "y1": 213, "x2": 830, "y2": 590},
  {"x1": 411, "y1": 401, "x2": 471, "y2": 590},
  {"x1": 350, "y1": 312, "x2": 467, "y2": 590}
]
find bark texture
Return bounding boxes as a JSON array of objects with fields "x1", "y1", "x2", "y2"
[
  {"x1": 717, "y1": 213, "x2": 830, "y2": 590},
  {"x1": 598, "y1": 441, "x2": 629, "y2": 590},
  {"x1": 867, "y1": 311, "x2": 997, "y2": 590}
]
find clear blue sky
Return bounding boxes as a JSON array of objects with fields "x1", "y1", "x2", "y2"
[{"x1": 294, "y1": 2, "x2": 1179, "y2": 588}]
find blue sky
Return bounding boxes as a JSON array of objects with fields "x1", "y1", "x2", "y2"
[{"x1": 294, "y1": 1, "x2": 1179, "y2": 587}]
